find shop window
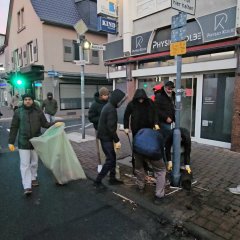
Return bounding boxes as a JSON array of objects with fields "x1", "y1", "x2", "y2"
[{"x1": 201, "y1": 72, "x2": 235, "y2": 142}]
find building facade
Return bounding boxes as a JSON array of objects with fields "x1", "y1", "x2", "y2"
[
  {"x1": 104, "y1": 0, "x2": 240, "y2": 151},
  {"x1": 4, "y1": 0, "x2": 111, "y2": 116}
]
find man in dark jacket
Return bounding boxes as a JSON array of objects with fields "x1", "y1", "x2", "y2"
[
  {"x1": 42, "y1": 92, "x2": 58, "y2": 122},
  {"x1": 94, "y1": 89, "x2": 127, "y2": 189},
  {"x1": 8, "y1": 94, "x2": 63, "y2": 196},
  {"x1": 124, "y1": 89, "x2": 159, "y2": 173},
  {"x1": 88, "y1": 87, "x2": 109, "y2": 166},
  {"x1": 155, "y1": 81, "x2": 175, "y2": 130}
]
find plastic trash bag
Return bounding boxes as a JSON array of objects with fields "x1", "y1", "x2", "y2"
[{"x1": 30, "y1": 124, "x2": 86, "y2": 184}]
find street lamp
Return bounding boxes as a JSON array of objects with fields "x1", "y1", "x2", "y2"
[{"x1": 79, "y1": 35, "x2": 91, "y2": 139}]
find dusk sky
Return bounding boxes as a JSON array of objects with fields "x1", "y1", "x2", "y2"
[{"x1": 0, "y1": 0, "x2": 10, "y2": 34}]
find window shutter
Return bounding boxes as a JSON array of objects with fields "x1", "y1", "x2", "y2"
[
  {"x1": 63, "y1": 39, "x2": 74, "y2": 62},
  {"x1": 33, "y1": 39, "x2": 38, "y2": 62},
  {"x1": 91, "y1": 50, "x2": 99, "y2": 65},
  {"x1": 22, "y1": 45, "x2": 27, "y2": 66},
  {"x1": 18, "y1": 48, "x2": 23, "y2": 67},
  {"x1": 73, "y1": 41, "x2": 79, "y2": 61}
]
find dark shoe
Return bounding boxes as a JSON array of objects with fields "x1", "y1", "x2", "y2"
[
  {"x1": 55, "y1": 182, "x2": 67, "y2": 186},
  {"x1": 93, "y1": 181, "x2": 106, "y2": 190},
  {"x1": 24, "y1": 188, "x2": 32, "y2": 196},
  {"x1": 32, "y1": 180, "x2": 39, "y2": 187},
  {"x1": 154, "y1": 196, "x2": 165, "y2": 205},
  {"x1": 109, "y1": 178, "x2": 124, "y2": 185}
]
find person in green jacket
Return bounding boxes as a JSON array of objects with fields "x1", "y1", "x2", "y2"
[
  {"x1": 8, "y1": 93, "x2": 63, "y2": 196},
  {"x1": 42, "y1": 92, "x2": 58, "y2": 122}
]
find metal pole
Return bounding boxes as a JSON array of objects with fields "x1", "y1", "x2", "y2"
[
  {"x1": 79, "y1": 35, "x2": 85, "y2": 139},
  {"x1": 172, "y1": 55, "x2": 182, "y2": 187}
]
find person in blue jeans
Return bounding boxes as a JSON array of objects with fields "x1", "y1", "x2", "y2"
[{"x1": 94, "y1": 89, "x2": 127, "y2": 189}]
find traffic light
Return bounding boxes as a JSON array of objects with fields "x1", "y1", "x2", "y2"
[{"x1": 9, "y1": 74, "x2": 26, "y2": 87}]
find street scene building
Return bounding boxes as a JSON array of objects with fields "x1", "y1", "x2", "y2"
[
  {"x1": 4, "y1": 0, "x2": 112, "y2": 116},
  {"x1": 104, "y1": 0, "x2": 240, "y2": 151}
]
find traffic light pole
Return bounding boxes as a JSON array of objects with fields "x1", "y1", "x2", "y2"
[{"x1": 79, "y1": 35, "x2": 85, "y2": 139}]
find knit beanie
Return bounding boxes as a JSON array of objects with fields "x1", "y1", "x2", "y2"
[
  {"x1": 22, "y1": 93, "x2": 34, "y2": 101},
  {"x1": 99, "y1": 87, "x2": 109, "y2": 96}
]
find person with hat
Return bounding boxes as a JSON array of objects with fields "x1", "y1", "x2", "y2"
[
  {"x1": 154, "y1": 81, "x2": 175, "y2": 131},
  {"x1": 8, "y1": 93, "x2": 63, "y2": 196},
  {"x1": 88, "y1": 87, "x2": 110, "y2": 166},
  {"x1": 42, "y1": 92, "x2": 58, "y2": 122}
]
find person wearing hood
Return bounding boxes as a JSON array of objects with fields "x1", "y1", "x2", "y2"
[
  {"x1": 94, "y1": 89, "x2": 127, "y2": 189},
  {"x1": 124, "y1": 89, "x2": 159, "y2": 136},
  {"x1": 88, "y1": 87, "x2": 109, "y2": 165},
  {"x1": 42, "y1": 92, "x2": 58, "y2": 122},
  {"x1": 8, "y1": 94, "x2": 63, "y2": 196},
  {"x1": 154, "y1": 81, "x2": 175, "y2": 130}
]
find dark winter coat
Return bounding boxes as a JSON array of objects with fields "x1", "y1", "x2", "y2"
[
  {"x1": 88, "y1": 92, "x2": 108, "y2": 130},
  {"x1": 97, "y1": 89, "x2": 126, "y2": 142},
  {"x1": 124, "y1": 89, "x2": 158, "y2": 136},
  {"x1": 42, "y1": 98, "x2": 58, "y2": 116},
  {"x1": 9, "y1": 105, "x2": 53, "y2": 149},
  {"x1": 155, "y1": 88, "x2": 175, "y2": 124},
  {"x1": 164, "y1": 127, "x2": 191, "y2": 165}
]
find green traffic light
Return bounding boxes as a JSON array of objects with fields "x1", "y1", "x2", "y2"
[{"x1": 16, "y1": 79, "x2": 23, "y2": 85}]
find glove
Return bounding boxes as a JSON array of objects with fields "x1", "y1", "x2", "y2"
[
  {"x1": 167, "y1": 161, "x2": 172, "y2": 171},
  {"x1": 55, "y1": 122, "x2": 64, "y2": 127},
  {"x1": 154, "y1": 124, "x2": 160, "y2": 130},
  {"x1": 124, "y1": 129, "x2": 129, "y2": 135},
  {"x1": 114, "y1": 141, "x2": 121, "y2": 150},
  {"x1": 8, "y1": 144, "x2": 15, "y2": 152},
  {"x1": 185, "y1": 165, "x2": 192, "y2": 174}
]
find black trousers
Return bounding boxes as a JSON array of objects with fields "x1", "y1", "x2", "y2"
[{"x1": 96, "y1": 140, "x2": 116, "y2": 182}]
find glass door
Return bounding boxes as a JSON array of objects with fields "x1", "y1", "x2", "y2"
[{"x1": 169, "y1": 76, "x2": 197, "y2": 137}]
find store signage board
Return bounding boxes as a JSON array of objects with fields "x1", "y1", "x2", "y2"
[
  {"x1": 171, "y1": 0, "x2": 196, "y2": 15},
  {"x1": 170, "y1": 41, "x2": 186, "y2": 56},
  {"x1": 98, "y1": 16, "x2": 117, "y2": 34}
]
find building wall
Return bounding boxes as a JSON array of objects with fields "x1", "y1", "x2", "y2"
[
  {"x1": 42, "y1": 24, "x2": 107, "y2": 74},
  {"x1": 6, "y1": 0, "x2": 44, "y2": 71}
]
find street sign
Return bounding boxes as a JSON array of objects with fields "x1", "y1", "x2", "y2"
[
  {"x1": 91, "y1": 44, "x2": 106, "y2": 51},
  {"x1": 171, "y1": 12, "x2": 187, "y2": 29},
  {"x1": 170, "y1": 41, "x2": 186, "y2": 56},
  {"x1": 74, "y1": 60, "x2": 86, "y2": 66},
  {"x1": 171, "y1": 26, "x2": 186, "y2": 42},
  {"x1": 74, "y1": 20, "x2": 88, "y2": 36},
  {"x1": 47, "y1": 71, "x2": 59, "y2": 77},
  {"x1": 171, "y1": 0, "x2": 196, "y2": 15}
]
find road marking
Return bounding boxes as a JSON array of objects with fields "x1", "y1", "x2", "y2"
[{"x1": 64, "y1": 123, "x2": 92, "y2": 129}]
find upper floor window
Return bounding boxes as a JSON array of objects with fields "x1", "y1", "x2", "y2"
[
  {"x1": 28, "y1": 41, "x2": 34, "y2": 64},
  {"x1": 17, "y1": 8, "x2": 25, "y2": 32}
]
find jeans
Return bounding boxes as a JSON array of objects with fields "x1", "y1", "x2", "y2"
[
  {"x1": 45, "y1": 113, "x2": 55, "y2": 123},
  {"x1": 96, "y1": 140, "x2": 116, "y2": 182}
]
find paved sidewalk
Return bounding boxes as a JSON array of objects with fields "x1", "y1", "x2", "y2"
[{"x1": 71, "y1": 129, "x2": 240, "y2": 240}]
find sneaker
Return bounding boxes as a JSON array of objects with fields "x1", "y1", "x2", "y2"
[
  {"x1": 32, "y1": 180, "x2": 39, "y2": 187},
  {"x1": 109, "y1": 178, "x2": 124, "y2": 185},
  {"x1": 93, "y1": 181, "x2": 106, "y2": 190},
  {"x1": 24, "y1": 188, "x2": 32, "y2": 196},
  {"x1": 229, "y1": 185, "x2": 240, "y2": 194}
]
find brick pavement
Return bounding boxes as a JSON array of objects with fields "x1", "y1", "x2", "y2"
[{"x1": 71, "y1": 129, "x2": 240, "y2": 240}]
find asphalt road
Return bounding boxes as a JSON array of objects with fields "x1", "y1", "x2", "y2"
[{"x1": 0, "y1": 119, "x2": 196, "y2": 240}]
